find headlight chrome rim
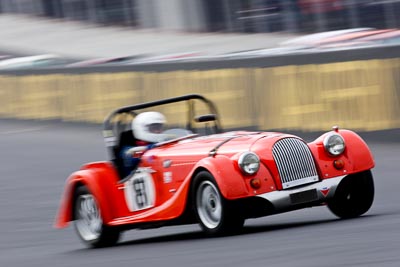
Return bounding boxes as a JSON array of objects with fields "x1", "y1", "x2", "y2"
[
  {"x1": 238, "y1": 152, "x2": 260, "y2": 175},
  {"x1": 323, "y1": 133, "x2": 346, "y2": 156}
]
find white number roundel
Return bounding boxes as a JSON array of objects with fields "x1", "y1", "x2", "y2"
[{"x1": 124, "y1": 169, "x2": 156, "y2": 212}]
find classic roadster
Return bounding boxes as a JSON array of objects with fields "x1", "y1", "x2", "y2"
[{"x1": 55, "y1": 94, "x2": 375, "y2": 248}]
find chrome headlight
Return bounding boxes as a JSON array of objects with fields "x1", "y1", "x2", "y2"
[
  {"x1": 238, "y1": 152, "x2": 260, "y2": 175},
  {"x1": 323, "y1": 133, "x2": 345, "y2": 156}
]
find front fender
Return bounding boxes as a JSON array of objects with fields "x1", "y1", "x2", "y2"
[
  {"x1": 54, "y1": 162, "x2": 119, "y2": 228},
  {"x1": 309, "y1": 129, "x2": 375, "y2": 179},
  {"x1": 340, "y1": 130, "x2": 375, "y2": 170},
  {"x1": 194, "y1": 155, "x2": 249, "y2": 199}
]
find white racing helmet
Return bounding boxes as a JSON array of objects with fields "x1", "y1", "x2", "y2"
[{"x1": 132, "y1": 111, "x2": 167, "y2": 143}]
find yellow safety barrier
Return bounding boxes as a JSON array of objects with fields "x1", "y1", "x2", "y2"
[{"x1": 0, "y1": 59, "x2": 399, "y2": 131}]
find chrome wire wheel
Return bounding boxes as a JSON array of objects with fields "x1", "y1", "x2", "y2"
[
  {"x1": 196, "y1": 180, "x2": 222, "y2": 230},
  {"x1": 75, "y1": 194, "x2": 103, "y2": 242}
]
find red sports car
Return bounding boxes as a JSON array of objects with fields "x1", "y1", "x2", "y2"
[{"x1": 55, "y1": 94, "x2": 375, "y2": 248}]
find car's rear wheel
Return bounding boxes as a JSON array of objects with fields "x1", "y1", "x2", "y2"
[
  {"x1": 327, "y1": 170, "x2": 374, "y2": 219},
  {"x1": 74, "y1": 186, "x2": 120, "y2": 248},
  {"x1": 193, "y1": 171, "x2": 244, "y2": 235}
]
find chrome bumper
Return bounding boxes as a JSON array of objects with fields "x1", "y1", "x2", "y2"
[{"x1": 256, "y1": 175, "x2": 346, "y2": 210}]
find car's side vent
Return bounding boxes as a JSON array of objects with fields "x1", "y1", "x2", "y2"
[{"x1": 272, "y1": 138, "x2": 319, "y2": 189}]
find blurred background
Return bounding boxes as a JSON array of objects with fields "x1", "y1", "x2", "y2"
[
  {"x1": 1, "y1": 0, "x2": 400, "y2": 33},
  {"x1": 1, "y1": 2, "x2": 400, "y2": 267},
  {"x1": 0, "y1": 0, "x2": 399, "y2": 132}
]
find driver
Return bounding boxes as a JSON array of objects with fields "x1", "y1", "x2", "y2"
[{"x1": 121, "y1": 111, "x2": 167, "y2": 177}]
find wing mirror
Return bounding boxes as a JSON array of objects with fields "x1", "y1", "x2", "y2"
[
  {"x1": 194, "y1": 114, "x2": 217, "y2": 122},
  {"x1": 194, "y1": 114, "x2": 218, "y2": 135}
]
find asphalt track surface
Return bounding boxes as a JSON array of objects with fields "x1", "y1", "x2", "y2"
[{"x1": 0, "y1": 119, "x2": 399, "y2": 267}]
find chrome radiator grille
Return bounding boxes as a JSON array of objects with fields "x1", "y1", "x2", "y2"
[{"x1": 272, "y1": 138, "x2": 319, "y2": 189}]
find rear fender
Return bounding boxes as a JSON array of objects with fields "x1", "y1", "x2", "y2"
[{"x1": 54, "y1": 163, "x2": 120, "y2": 228}]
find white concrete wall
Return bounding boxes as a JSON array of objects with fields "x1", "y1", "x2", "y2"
[
  {"x1": 156, "y1": 0, "x2": 183, "y2": 30},
  {"x1": 136, "y1": 0, "x2": 158, "y2": 28},
  {"x1": 136, "y1": 0, "x2": 205, "y2": 32},
  {"x1": 182, "y1": 0, "x2": 206, "y2": 32}
]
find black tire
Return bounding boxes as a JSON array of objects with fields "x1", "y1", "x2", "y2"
[
  {"x1": 74, "y1": 186, "x2": 120, "y2": 248},
  {"x1": 192, "y1": 171, "x2": 244, "y2": 235},
  {"x1": 327, "y1": 170, "x2": 374, "y2": 219}
]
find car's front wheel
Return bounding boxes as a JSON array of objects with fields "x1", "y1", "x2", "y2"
[
  {"x1": 193, "y1": 171, "x2": 244, "y2": 235},
  {"x1": 74, "y1": 186, "x2": 120, "y2": 248},
  {"x1": 327, "y1": 170, "x2": 374, "y2": 219}
]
